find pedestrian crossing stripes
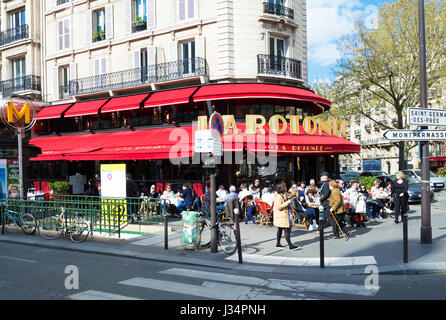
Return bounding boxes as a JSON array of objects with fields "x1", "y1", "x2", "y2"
[
  {"x1": 225, "y1": 254, "x2": 377, "y2": 267},
  {"x1": 68, "y1": 267, "x2": 380, "y2": 300}
]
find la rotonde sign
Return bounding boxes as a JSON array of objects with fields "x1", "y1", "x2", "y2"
[{"x1": 196, "y1": 114, "x2": 349, "y2": 137}]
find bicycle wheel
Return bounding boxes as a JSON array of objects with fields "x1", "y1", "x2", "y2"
[
  {"x1": 198, "y1": 220, "x2": 211, "y2": 249},
  {"x1": 69, "y1": 219, "x2": 90, "y2": 243},
  {"x1": 20, "y1": 214, "x2": 36, "y2": 234},
  {"x1": 219, "y1": 224, "x2": 237, "y2": 254},
  {"x1": 38, "y1": 217, "x2": 63, "y2": 240}
]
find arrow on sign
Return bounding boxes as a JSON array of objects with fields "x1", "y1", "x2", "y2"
[{"x1": 383, "y1": 130, "x2": 446, "y2": 141}]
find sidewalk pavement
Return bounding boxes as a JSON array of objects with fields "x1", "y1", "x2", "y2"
[{"x1": 1, "y1": 192, "x2": 446, "y2": 276}]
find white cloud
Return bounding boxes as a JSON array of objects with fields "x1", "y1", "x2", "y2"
[{"x1": 307, "y1": 1, "x2": 379, "y2": 66}]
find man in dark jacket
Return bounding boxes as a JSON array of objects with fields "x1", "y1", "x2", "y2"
[
  {"x1": 176, "y1": 183, "x2": 194, "y2": 213},
  {"x1": 319, "y1": 172, "x2": 331, "y2": 226}
]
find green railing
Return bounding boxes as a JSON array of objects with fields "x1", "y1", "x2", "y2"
[{"x1": 1, "y1": 195, "x2": 170, "y2": 238}]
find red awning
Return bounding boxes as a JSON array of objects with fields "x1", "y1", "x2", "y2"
[
  {"x1": 430, "y1": 158, "x2": 446, "y2": 162},
  {"x1": 36, "y1": 104, "x2": 73, "y2": 120},
  {"x1": 101, "y1": 94, "x2": 150, "y2": 114},
  {"x1": 192, "y1": 83, "x2": 331, "y2": 114},
  {"x1": 29, "y1": 121, "x2": 359, "y2": 161},
  {"x1": 144, "y1": 87, "x2": 197, "y2": 108},
  {"x1": 64, "y1": 99, "x2": 109, "y2": 118},
  {"x1": 29, "y1": 126, "x2": 194, "y2": 161}
]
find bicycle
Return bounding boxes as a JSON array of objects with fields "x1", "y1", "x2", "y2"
[
  {"x1": 1, "y1": 207, "x2": 36, "y2": 235},
  {"x1": 38, "y1": 207, "x2": 91, "y2": 243},
  {"x1": 197, "y1": 212, "x2": 237, "y2": 254}
]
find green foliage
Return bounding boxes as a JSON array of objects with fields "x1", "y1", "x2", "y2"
[
  {"x1": 437, "y1": 167, "x2": 446, "y2": 177},
  {"x1": 49, "y1": 181, "x2": 71, "y2": 194},
  {"x1": 359, "y1": 177, "x2": 381, "y2": 190}
]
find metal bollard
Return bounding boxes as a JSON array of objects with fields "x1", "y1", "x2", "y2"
[
  {"x1": 164, "y1": 214, "x2": 168, "y2": 250},
  {"x1": 403, "y1": 213, "x2": 408, "y2": 263},
  {"x1": 319, "y1": 207, "x2": 325, "y2": 268},
  {"x1": 234, "y1": 208, "x2": 243, "y2": 264}
]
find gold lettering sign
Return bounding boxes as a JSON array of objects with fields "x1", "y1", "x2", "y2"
[
  {"x1": 303, "y1": 117, "x2": 317, "y2": 135},
  {"x1": 268, "y1": 115, "x2": 287, "y2": 134},
  {"x1": 245, "y1": 115, "x2": 266, "y2": 134},
  {"x1": 196, "y1": 115, "x2": 349, "y2": 138}
]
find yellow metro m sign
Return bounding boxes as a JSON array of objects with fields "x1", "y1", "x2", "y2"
[{"x1": 7, "y1": 101, "x2": 30, "y2": 124}]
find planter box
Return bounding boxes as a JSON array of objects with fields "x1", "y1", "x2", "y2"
[{"x1": 133, "y1": 20, "x2": 147, "y2": 32}]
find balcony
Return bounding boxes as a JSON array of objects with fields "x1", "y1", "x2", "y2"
[
  {"x1": 62, "y1": 57, "x2": 208, "y2": 97},
  {"x1": 0, "y1": 24, "x2": 29, "y2": 46},
  {"x1": 257, "y1": 54, "x2": 302, "y2": 80},
  {"x1": 0, "y1": 75, "x2": 41, "y2": 97},
  {"x1": 263, "y1": 2, "x2": 294, "y2": 20}
]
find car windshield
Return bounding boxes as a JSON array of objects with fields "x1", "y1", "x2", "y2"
[{"x1": 413, "y1": 170, "x2": 437, "y2": 178}]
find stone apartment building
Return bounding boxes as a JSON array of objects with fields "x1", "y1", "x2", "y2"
[
  {"x1": 340, "y1": 80, "x2": 446, "y2": 174},
  {"x1": 41, "y1": 0, "x2": 308, "y2": 103}
]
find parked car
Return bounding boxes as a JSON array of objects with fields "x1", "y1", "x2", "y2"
[
  {"x1": 360, "y1": 171, "x2": 388, "y2": 177},
  {"x1": 402, "y1": 169, "x2": 446, "y2": 192},
  {"x1": 339, "y1": 171, "x2": 361, "y2": 188},
  {"x1": 375, "y1": 175, "x2": 434, "y2": 204}
]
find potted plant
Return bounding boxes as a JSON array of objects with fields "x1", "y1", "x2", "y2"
[
  {"x1": 49, "y1": 181, "x2": 72, "y2": 195},
  {"x1": 132, "y1": 16, "x2": 147, "y2": 32},
  {"x1": 93, "y1": 29, "x2": 105, "y2": 42}
]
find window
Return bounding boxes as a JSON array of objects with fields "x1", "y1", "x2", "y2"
[
  {"x1": 269, "y1": 37, "x2": 287, "y2": 73},
  {"x1": 179, "y1": 0, "x2": 194, "y2": 21},
  {"x1": 59, "y1": 66, "x2": 70, "y2": 98},
  {"x1": 9, "y1": 9, "x2": 25, "y2": 28},
  {"x1": 58, "y1": 19, "x2": 70, "y2": 50},
  {"x1": 270, "y1": 37, "x2": 286, "y2": 58},
  {"x1": 93, "y1": 9, "x2": 105, "y2": 42},
  {"x1": 57, "y1": 0, "x2": 70, "y2": 5},
  {"x1": 11, "y1": 57, "x2": 26, "y2": 79},
  {"x1": 180, "y1": 40, "x2": 195, "y2": 75},
  {"x1": 94, "y1": 57, "x2": 107, "y2": 89},
  {"x1": 133, "y1": 0, "x2": 147, "y2": 32}
]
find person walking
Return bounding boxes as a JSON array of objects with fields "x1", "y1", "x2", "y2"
[
  {"x1": 319, "y1": 172, "x2": 331, "y2": 228},
  {"x1": 273, "y1": 181, "x2": 301, "y2": 250},
  {"x1": 327, "y1": 180, "x2": 351, "y2": 239},
  {"x1": 391, "y1": 171, "x2": 409, "y2": 224}
]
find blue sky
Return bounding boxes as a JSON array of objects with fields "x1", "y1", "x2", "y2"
[{"x1": 307, "y1": 0, "x2": 388, "y2": 85}]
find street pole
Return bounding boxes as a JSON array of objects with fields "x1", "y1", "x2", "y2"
[
  {"x1": 210, "y1": 168, "x2": 218, "y2": 253},
  {"x1": 18, "y1": 127, "x2": 24, "y2": 199},
  {"x1": 418, "y1": 0, "x2": 432, "y2": 244}
]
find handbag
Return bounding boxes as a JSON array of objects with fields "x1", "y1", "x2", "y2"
[{"x1": 354, "y1": 195, "x2": 367, "y2": 213}]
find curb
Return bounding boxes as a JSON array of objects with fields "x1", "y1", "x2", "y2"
[{"x1": 2, "y1": 234, "x2": 446, "y2": 276}]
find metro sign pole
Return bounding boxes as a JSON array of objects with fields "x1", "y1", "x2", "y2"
[{"x1": 418, "y1": 0, "x2": 432, "y2": 244}]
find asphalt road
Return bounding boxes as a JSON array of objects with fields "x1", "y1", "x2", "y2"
[{"x1": 0, "y1": 241, "x2": 445, "y2": 301}]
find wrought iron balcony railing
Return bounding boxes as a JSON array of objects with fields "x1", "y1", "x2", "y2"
[
  {"x1": 62, "y1": 57, "x2": 208, "y2": 97},
  {"x1": 0, "y1": 75, "x2": 41, "y2": 97},
  {"x1": 257, "y1": 54, "x2": 302, "y2": 80},
  {"x1": 263, "y1": 2, "x2": 294, "y2": 20},
  {"x1": 0, "y1": 24, "x2": 29, "y2": 46}
]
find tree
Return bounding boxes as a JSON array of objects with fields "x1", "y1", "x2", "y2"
[{"x1": 331, "y1": 0, "x2": 446, "y2": 170}]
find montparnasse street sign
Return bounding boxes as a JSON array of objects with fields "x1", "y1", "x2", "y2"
[
  {"x1": 407, "y1": 107, "x2": 446, "y2": 126},
  {"x1": 383, "y1": 129, "x2": 446, "y2": 141}
]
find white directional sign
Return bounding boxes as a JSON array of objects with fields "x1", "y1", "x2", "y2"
[
  {"x1": 383, "y1": 130, "x2": 446, "y2": 141},
  {"x1": 408, "y1": 107, "x2": 446, "y2": 126}
]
